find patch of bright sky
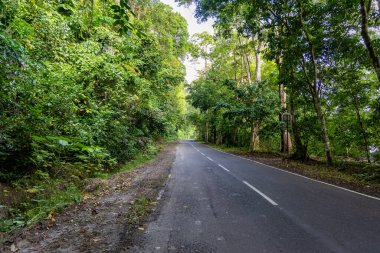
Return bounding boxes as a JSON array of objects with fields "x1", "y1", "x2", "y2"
[{"x1": 160, "y1": 0, "x2": 214, "y2": 83}]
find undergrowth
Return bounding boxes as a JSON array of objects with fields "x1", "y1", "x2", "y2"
[
  {"x1": 0, "y1": 142, "x2": 162, "y2": 234},
  {"x1": 127, "y1": 196, "x2": 153, "y2": 226}
]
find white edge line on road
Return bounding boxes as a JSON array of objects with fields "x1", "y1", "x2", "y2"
[
  {"x1": 218, "y1": 164, "x2": 230, "y2": 172},
  {"x1": 206, "y1": 145, "x2": 380, "y2": 201},
  {"x1": 243, "y1": 181, "x2": 278, "y2": 206}
]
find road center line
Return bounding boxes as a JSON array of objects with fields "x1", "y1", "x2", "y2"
[
  {"x1": 243, "y1": 181, "x2": 278, "y2": 206},
  {"x1": 200, "y1": 152, "x2": 205, "y2": 156},
  {"x1": 218, "y1": 164, "x2": 230, "y2": 172},
  {"x1": 206, "y1": 157, "x2": 214, "y2": 162}
]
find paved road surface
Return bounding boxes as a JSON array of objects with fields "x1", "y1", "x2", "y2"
[{"x1": 133, "y1": 141, "x2": 380, "y2": 253}]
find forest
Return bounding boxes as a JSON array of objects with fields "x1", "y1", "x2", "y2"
[
  {"x1": 0, "y1": 0, "x2": 379, "y2": 234},
  {"x1": 185, "y1": 0, "x2": 380, "y2": 166},
  {"x1": 0, "y1": 0, "x2": 190, "y2": 231}
]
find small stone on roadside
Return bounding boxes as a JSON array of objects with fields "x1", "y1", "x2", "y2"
[{"x1": 10, "y1": 244, "x2": 18, "y2": 252}]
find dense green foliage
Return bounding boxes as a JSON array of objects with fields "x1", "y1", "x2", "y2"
[
  {"x1": 0, "y1": 0, "x2": 190, "y2": 230},
  {"x1": 0, "y1": 0, "x2": 189, "y2": 181},
  {"x1": 184, "y1": 0, "x2": 380, "y2": 166}
]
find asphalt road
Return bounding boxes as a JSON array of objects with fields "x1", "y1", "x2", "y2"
[{"x1": 133, "y1": 141, "x2": 380, "y2": 253}]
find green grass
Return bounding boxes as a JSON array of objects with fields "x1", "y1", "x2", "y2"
[
  {"x1": 0, "y1": 181, "x2": 81, "y2": 233},
  {"x1": 127, "y1": 196, "x2": 153, "y2": 225},
  {"x1": 0, "y1": 143, "x2": 164, "y2": 234},
  {"x1": 121, "y1": 154, "x2": 155, "y2": 172}
]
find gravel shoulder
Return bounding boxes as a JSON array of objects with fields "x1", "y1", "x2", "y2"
[{"x1": 1, "y1": 142, "x2": 177, "y2": 253}]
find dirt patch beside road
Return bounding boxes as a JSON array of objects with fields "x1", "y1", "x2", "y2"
[{"x1": 1, "y1": 142, "x2": 177, "y2": 253}]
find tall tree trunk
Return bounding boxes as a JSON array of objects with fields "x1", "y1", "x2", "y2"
[
  {"x1": 279, "y1": 83, "x2": 292, "y2": 153},
  {"x1": 278, "y1": 81, "x2": 293, "y2": 153},
  {"x1": 250, "y1": 40, "x2": 263, "y2": 151},
  {"x1": 353, "y1": 96, "x2": 371, "y2": 163},
  {"x1": 254, "y1": 42, "x2": 262, "y2": 82},
  {"x1": 313, "y1": 96, "x2": 333, "y2": 165},
  {"x1": 232, "y1": 126, "x2": 238, "y2": 146},
  {"x1": 233, "y1": 54, "x2": 238, "y2": 81},
  {"x1": 299, "y1": 7, "x2": 333, "y2": 166},
  {"x1": 250, "y1": 121, "x2": 260, "y2": 151},
  {"x1": 205, "y1": 110, "x2": 209, "y2": 143},
  {"x1": 244, "y1": 40, "x2": 253, "y2": 83},
  {"x1": 360, "y1": 0, "x2": 380, "y2": 83},
  {"x1": 238, "y1": 36, "x2": 252, "y2": 83},
  {"x1": 289, "y1": 93, "x2": 308, "y2": 160},
  {"x1": 280, "y1": 85, "x2": 287, "y2": 153},
  {"x1": 275, "y1": 23, "x2": 292, "y2": 154}
]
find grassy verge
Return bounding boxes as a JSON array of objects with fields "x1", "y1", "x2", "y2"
[
  {"x1": 127, "y1": 196, "x2": 154, "y2": 226},
  {"x1": 0, "y1": 143, "x2": 163, "y2": 234}
]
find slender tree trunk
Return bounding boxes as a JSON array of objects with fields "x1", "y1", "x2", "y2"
[
  {"x1": 353, "y1": 96, "x2": 371, "y2": 163},
  {"x1": 360, "y1": 0, "x2": 380, "y2": 83},
  {"x1": 289, "y1": 94, "x2": 308, "y2": 160},
  {"x1": 246, "y1": 53, "x2": 253, "y2": 83},
  {"x1": 250, "y1": 40, "x2": 263, "y2": 151},
  {"x1": 232, "y1": 126, "x2": 238, "y2": 146},
  {"x1": 238, "y1": 36, "x2": 252, "y2": 83},
  {"x1": 278, "y1": 82, "x2": 292, "y2": 153},
  {"x1": 255, "y1": 42, "x2": 262, "y2": 82},
  {"x1": 233, "y1": 54, "x2": 238, "y2": 81},
  {"x1": 277, "y1": 55, "x2": 285, "y2": 153},
  {"x1": 313, "y1": 96, "x2": 333, "y2": 165},
  {"x1": 205, "y1": 110, "x2": 209, "y2": 143},
  {"x1": 250, "y1": 121, "x2": 260, "y2": 151},
  {"x1": 275, "y1": 39, "x2": 292, "y2": 154},
  {"x1": 245, "y1": 40, "x2": 253, "y2": 83},
  {"x1": 299, "y1": 7, "x2": 333, "y2": 166},
  {"x1": 280, "y1": 118, "x2": 293, "y2": 154},
  {"x1": 291, "y1": 115, "x2": 307, "y2": 161}
]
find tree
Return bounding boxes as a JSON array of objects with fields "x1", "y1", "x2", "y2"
[
  {"x1": 181, "y1": 0, "x2": 379, "y2": 165},
  {"x1": 360, "y1": 0, "x2": 380, "y2": 83}
]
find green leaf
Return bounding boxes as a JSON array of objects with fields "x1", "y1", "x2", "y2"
[{"x1": 111, "y1": 5, "x2": 120, "y2": 11}]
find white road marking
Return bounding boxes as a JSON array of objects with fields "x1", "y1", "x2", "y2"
[
  {"x1": 200, "y1": 152, "x2": 205, "y2": 156},
  {"x1": 218, "y1": 164, "x2": 230, "y2": 172},
  {"x1": 206, "y1": 157, "x2": 214, "y2": 162},
  {"x1": 243, "y1": 181, "x2": 278, "y2": 206},
  {"x1": 208, "y1": 146, "x2": 380, "y2": 202}
]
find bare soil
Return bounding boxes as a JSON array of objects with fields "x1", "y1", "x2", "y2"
[{"x1": 0, "y1": 142, "x2": 177, "y2": 253}]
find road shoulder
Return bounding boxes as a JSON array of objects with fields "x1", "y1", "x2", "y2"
[
  {"x1": 207, "y1": 144, "x2": 380, "y2": 199},
  {"x1": 1, "y1": 143, "x2": 176, "y2": 253}
]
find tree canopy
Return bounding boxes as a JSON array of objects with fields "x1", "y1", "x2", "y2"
[{"x1": 183, "y1": 0, "x2": 380, "y2": 165}]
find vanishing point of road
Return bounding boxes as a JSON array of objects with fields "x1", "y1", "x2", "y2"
[{"x1": 133, "y1": 141, "x2": 380, "y2": 253}]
